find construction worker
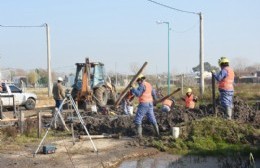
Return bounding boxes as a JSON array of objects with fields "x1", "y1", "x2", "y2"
[
  {"x1": 122, "y1": 91, "x2": 135, "y2": 115},
  {"x1": 52, "y1": 77, "x2": 65, "y2": 110},
  {"x1": 161, "y1": 97, "x2": 175, "y2": 112},
  {"x1": 130, "y1": 74, "x2": 159, "y2": 138},
  {"x1": 182, "y1": 88, "x2": 197, "y2": 109},
  {"x1": 212, "y1": 57, "x2": 234, "y2": 120}
]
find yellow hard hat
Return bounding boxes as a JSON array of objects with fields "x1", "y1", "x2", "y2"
[
  {"x1": 218, "y1": 57, "x2": 229, "y2": 66},
  {"x1": 186, "y1": 88, "x2": 192, "y2": 93},
  {"x1": 137, "y1": 74, "x2": 145, "y2": 80}
]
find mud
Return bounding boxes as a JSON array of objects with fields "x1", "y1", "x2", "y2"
[{"x1": 71, "y1": 96, "x2": 260, "y2": 137}]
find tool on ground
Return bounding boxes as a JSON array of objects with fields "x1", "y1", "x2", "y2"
[
  {"x1": 43, "y1": 145, "x2": 56, "y2": 154},
  {"x1": 79, "y1": 133, "x2": 121, "y2": 139},
  {"x1": 33, "y1": 93, "x2": 98, "y2": 157},
  {"x1": 154, "y1": 88, "x2": 181, "y2": 104},
  {"x1": 115, "y1": 62, "x2": 148, "y2": 107},
  {"x1": 212, "y1": 74, "x2": 216, "y2": 116}
]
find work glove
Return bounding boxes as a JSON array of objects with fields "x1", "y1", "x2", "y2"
[
  {"x1": 211, "y1": 69, "x2": 216, "y2": 74},
  {"x1": 130, "y1": 83, "x2": 136, "y2": 89}
]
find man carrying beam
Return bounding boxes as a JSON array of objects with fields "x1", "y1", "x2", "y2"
[{"x1": 130, "y1": 74, "x2": 159, "y2": 138}]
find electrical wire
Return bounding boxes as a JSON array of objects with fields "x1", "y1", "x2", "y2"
[
  {"x1": 147, "y1": 0, "x2": 199, "y2": 15},
  {"x1": 0, "y1": 24, "x2": 46, "y2": 28},
  {"x1": 171, "y1": 21, "x2": 199, "y2": 33}
]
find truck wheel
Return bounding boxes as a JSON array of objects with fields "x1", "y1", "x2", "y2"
[
  {"x1": 25, "y1": 98, "x2": 36, "y2": 110},
  {"x1": 94, "y1": 87, "x2": 108, "y2": 107}
]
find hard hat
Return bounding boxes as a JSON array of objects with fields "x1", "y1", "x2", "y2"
[
  {"x1": 218, "y1": 57, "x2": 229, "y2": 66},
  {"x1": 137, "y1": 74, "x2": 145, "y2": 80},
  {"x1": 57, "y1": 77, "x2": 63, "y2": 82},
  {"x1": 186, "y1": 88, "x2": 192, "y2": 93}
]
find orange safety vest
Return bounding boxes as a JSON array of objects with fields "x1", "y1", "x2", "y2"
[
  {"x1": 218, "y1": 67, "x2": 234, "y2": 91},
  {"x1": 126, "y1": 91, "x2": 134, "y2": 100},
  {"x1": 185, "y1": 94, "x2": 195, "y2": 109},
  {"x1": 139, "y1": 81, "x2": 153, "y2": 103},
  {"x1": 163, "y1": 99, "x2": 173, "y2": 107}
]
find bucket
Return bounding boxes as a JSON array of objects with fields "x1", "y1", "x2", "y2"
[
  {"x1": 127, "y1": 106, "x2": 134, "y2": 116},
  {"x1": 91, "y1": 105, "x2": 97, "y2": 113},
  {"x1": 172, "y1": 127, "x2": 180, "y2": 138}
]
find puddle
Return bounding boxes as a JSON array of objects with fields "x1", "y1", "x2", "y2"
[{"x1": 118, "y1": 153, "x2": 259, "y2": 168}]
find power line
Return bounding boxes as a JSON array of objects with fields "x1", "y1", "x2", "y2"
[
  {"x1": 171, "y1": 21, "x2": 199, "y2": 33},
  {"x1": 0, "y1": 24, "x2": 46, "y2": 28},
  {"x1": 147, "y1": 0, "x2": 199, "y2": 15}
]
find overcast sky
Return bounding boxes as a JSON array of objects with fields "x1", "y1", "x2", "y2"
[{"x1": 1, "y1": 0, "x2": 259, "y2": 75}]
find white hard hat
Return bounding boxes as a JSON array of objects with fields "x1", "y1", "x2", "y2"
[{"x1": 57, "y1": 77, "x2": 63, "y2": 82}]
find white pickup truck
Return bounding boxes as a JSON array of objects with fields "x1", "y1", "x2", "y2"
[{"x1": 0, "y1": 83, "x2": 37, "y2": 110}]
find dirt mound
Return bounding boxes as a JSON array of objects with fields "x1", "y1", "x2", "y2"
[{"x1": 72, "y1": 96, "x2": 259, "y2": 137}]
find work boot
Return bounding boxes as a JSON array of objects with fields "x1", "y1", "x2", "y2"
[
  {"x1": 153, "y1": 123, "x2": 160, "y2": 137},
  {"x1": 226, "y1": 107, "x2": 232, "y2": 120},
  {"x1": 136, "y1": 124, "x2": 142, "y2": 139}
]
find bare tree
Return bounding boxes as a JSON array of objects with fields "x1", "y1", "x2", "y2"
[
  {"x1": 232, "y1": 57, "x2": 249, "y2": 76},
  {"x1": 129, "y1": 62, "x2": 141, "y2": 74}
]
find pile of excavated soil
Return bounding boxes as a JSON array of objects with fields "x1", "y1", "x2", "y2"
[{"x1": 71, "y1": 96, "x2": 260, "y2": 137}]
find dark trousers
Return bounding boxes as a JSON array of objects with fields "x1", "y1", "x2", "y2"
[{"x1": 55, "y1": 99, "x2": 63, "y2": 110}]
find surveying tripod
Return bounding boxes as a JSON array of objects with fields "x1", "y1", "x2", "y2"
[{"x1": 33, "y1": 93, "x2": 98, "y2": 157}]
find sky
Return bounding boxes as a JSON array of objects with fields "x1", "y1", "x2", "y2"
[{"x1": 0, "y1": 0, "x2": 260, "y2": 75}]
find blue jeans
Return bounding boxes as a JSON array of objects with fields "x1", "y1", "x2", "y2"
[
  {"x1": 161, "y1": 105, "x2": 170, "y2": 112},
  {"x1": 55, "y1": 100, "x2": 63, "y2": 110},
  {"x1": 134, "y1": 102, "x2": 157, "y2": 125},
  {"x1": 219, "y1": 90, "x2": 234, "y2": 108}
]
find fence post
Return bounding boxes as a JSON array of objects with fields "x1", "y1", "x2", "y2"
[
  {"x1": 19, "y1": 110, "x2": 24, "y2": 133},
  {"x1": 37, "y1": 111, "x2": 42, "y2": 138},
  {"x1": 0, "y1": 99, "x2": 3, "y2": 120}
]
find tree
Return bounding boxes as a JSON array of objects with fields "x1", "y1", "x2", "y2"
[
  {"x1": 35, "y1": 68, "x2": 48, "y2": 86},
  {"x1": 27, "y1": 71, "x2": 37, "y2": 87},
  {"x1": 129, "y1": 62, "x2": 141, "y2": 74},
  {"x1": 192, "y1": 62, "x2": 219, "y2": 72},
  {"x1": 232, "y1": 57, "x2": 249, "y2": 76}
]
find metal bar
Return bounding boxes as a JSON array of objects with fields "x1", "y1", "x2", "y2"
[
  {"x1": 69, "y1": 95, "x2": 98, "y2": 152},
  {"x1": 33, "y1": 98, "x2": 67, "y2": 157}
]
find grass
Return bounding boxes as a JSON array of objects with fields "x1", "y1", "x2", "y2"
[{"x1": 151, "y1": 117, "x2": 260, "y2": 157}]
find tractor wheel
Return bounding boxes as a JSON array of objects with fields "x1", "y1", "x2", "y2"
[
  {"x1": 107, "y1": 85, "x2": 117, "y2": 105},
  {"x1": 94, "y1": 86, "x2": 108, "y2": 107}
]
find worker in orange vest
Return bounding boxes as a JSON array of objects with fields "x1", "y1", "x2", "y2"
[
  {"x1": 181, "y1": 88, "x2": 197, "y2": 109},
  {"x1": 161, "y1": 97, "x2": 175, "y2": 112},
  {"x1": 131, "y1": 74, "x2": 159, "y2": 138},
  {"x1": 212, "y1": 57, "x2": 235, "y2": 120}
]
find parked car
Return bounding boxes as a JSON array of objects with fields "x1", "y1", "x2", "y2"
[{"x1": 0, "y1": 83, "x2": 37, "y2": 110}]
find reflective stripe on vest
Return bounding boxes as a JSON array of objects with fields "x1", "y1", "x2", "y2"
[
  {"x1": 218, "y1": 67, "x2": 234, "y2": 91},
  {"x1": 163, "y1": 99, "x2": 173, "y2": 107},
  {"x1": 139, "y1": 81, "x2": 153, "y2": 103},
  {"x1": 185, "y1": 94, "x2": 195, "y2": 109}
]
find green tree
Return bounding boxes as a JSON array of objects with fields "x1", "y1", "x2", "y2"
[{"x1": 27, "y1": 71, "x2": 37, "y2": 87}]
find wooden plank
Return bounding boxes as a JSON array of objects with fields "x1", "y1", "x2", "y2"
[
  {"x1": 154, "y1": 88, "x2": 181, "y2": 104},
  {"x1": 79, "y1": 134, "x2": 121, "y2": 139},
  {"x1": 0, "y1": 118, "x2": 18, "y2": 122},
  {"x1": 115, "y1": 62, "x2": 148, "y2": 107}
]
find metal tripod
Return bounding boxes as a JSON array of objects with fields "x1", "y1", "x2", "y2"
[{"x1": 33, "y1": 94, "x2": 98, "y2": 157}]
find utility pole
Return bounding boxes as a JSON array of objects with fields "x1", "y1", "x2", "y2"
[
  {"x1": 45, "y1": 23, "x2": 52, "y2": 97},
  {"x1": 199, "y1": 13, "x2": 204, "y2": 96}
]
